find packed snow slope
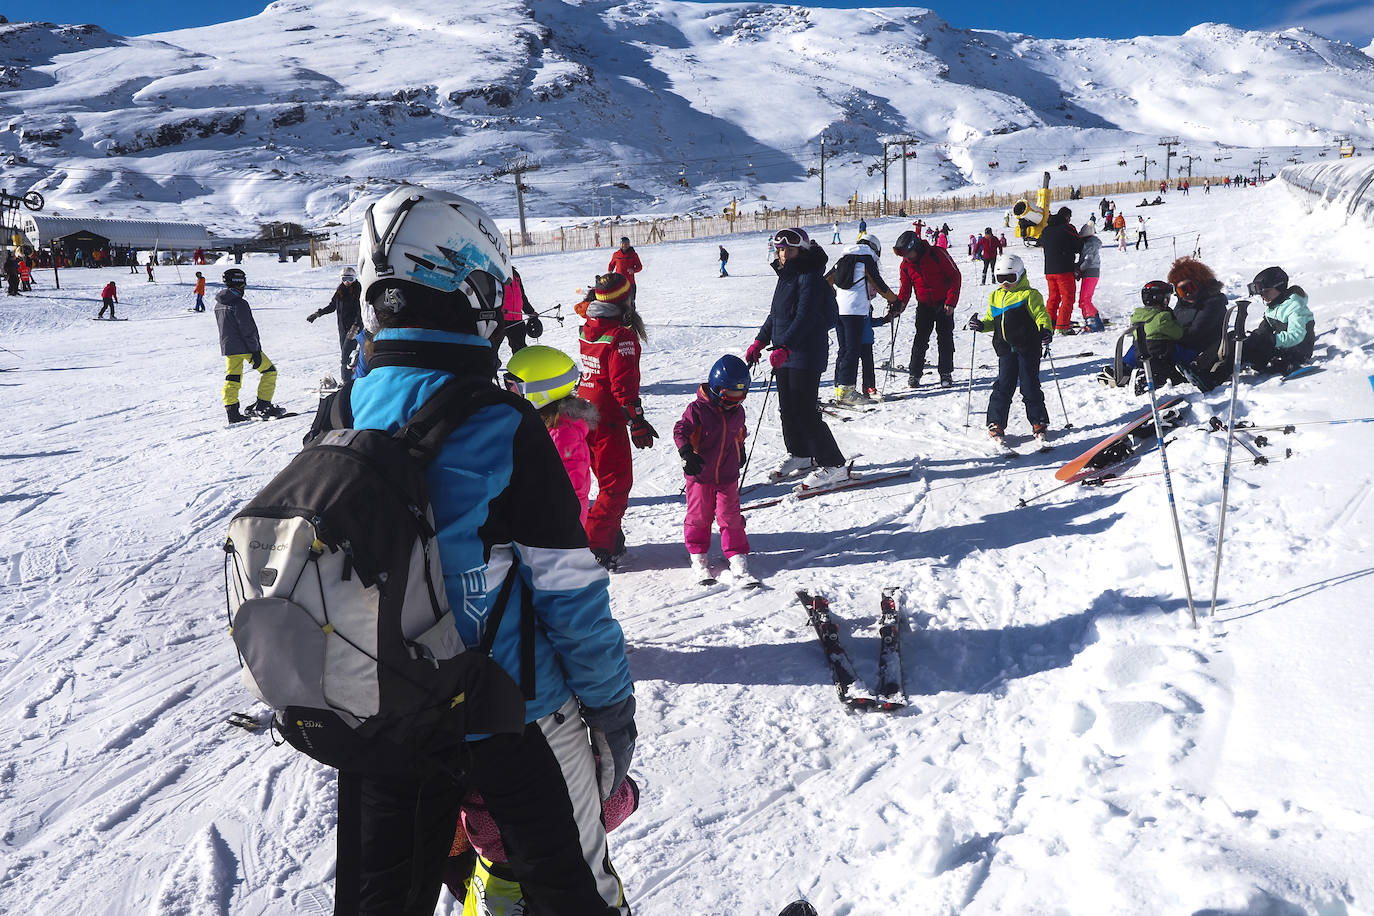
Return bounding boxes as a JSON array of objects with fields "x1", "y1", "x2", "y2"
[
  {"x1": 2, "y1": 2, "x2": 1373, "y2": 230},
  {"x1": 3, "y1": 180, "x2": 1373, "y2": 914}
]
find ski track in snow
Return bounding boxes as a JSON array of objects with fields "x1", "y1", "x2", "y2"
[{"x1": 2, "y1": 184, "x2": 1374, "y2": 914}]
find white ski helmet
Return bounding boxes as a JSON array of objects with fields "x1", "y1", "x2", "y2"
[
  {"x1": 357, "y1": 186, "x2": 510, "y2": 339},
  {"x1": 994, "y1": 253, "x2": 1025, "y2": 284},
  {"x1": 858, "y1": 235, "x2": 881, "y2": 258}
]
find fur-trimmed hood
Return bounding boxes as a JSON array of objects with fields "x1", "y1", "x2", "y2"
[{"x1": 545, "y1": 393, "x2": 599, "y2": 428}]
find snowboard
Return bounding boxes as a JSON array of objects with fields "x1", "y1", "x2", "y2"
[{"x1": 1054, "y1": 395, "x2": 1187, "y2": 482}]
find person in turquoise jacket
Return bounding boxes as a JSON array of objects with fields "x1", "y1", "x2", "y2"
[
  {"x1": 1243, "y1": 266, "x2": 1315, "y2": 374},
  {"x1": 310, "y1": 186, "x2": 635, "y2": 916}
]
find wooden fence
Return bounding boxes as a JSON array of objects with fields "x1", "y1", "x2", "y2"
[{"x1": 312, "y1": 176, "x2": 1223, "y2": 264}]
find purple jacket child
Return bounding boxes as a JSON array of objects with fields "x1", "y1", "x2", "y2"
[
  {"x1": 673, "y1": 383, "x2": 750, "y2": 565},
  {"x1": 673, "y1": 384, "x2": 747, "y2": 486}
]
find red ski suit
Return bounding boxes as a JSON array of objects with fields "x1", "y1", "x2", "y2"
[
  {"x1": 607, "y1": 248, "x2": 642, "y2": 286},
  {"x1": 577, "y1": 316, "x2": 642, "y2": 552}
]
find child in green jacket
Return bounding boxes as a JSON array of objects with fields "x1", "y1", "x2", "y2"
[{"x1": 1129, "y1": 279, "x2": 1185, "y2": 392}]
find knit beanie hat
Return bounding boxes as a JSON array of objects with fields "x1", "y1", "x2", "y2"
[{"x1": 594, "y1": 272, "x2": 632, "y2": 305}]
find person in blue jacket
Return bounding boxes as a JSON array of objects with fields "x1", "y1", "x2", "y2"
[
  {"x1": 1242, "y1": 266, "x2": 1315, "y2": 375},
  {"x1": 314, "y1": 186, "x2": 636, "y2": 916},
  {"x1": 744, "y1": 228, "x2": 848, "y2": 490}
]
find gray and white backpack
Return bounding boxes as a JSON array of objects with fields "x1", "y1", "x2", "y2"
[{"x1": 223, "y1": 378, "x2": 525, "y2": 770}]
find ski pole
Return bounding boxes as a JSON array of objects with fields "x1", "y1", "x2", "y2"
[
  {"x1": 1043, "y1": 345, "x2": 1073, "y2": 429},
  {"x1": 1208, "y1": 301, "x2": 1248, "y2": 616},
  {"x1": 882, "y1": 311, "x2": 901, "y2": 397},
  {"x1": 1134, "y1": 322, "x2": 1197, "y2": 628},
  {"x1": 739, "y1": 369, "x2": 774, "y2": 490},
  {"x1": 963, "y1": 329, "x2": 977, "y2": 427}
]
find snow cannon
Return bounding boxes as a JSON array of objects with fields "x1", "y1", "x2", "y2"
[{"x1": 1013, "y1": 172, "x2": 1053, "y2": 243}]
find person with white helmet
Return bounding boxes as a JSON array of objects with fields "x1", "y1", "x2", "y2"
[
  {"x1": 306, "y1": 186, "x2": 635, "y2": 916},
  {"x1": 1075, "y1": 221, "x2": 1105, "y2": 332},
  {"x1": 306, "y1": 265, "x2": 363, "y2": 380},
  {"x1": 966, "y1": 253, "x2": 1053, "y2": 446},
  {"x1": 825, "y1": 234, "x2": 899, "y2": 405}
]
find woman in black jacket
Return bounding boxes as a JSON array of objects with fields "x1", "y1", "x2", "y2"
[{"x1": 1166, "y1": 257, "x2": 1229, "y2": 388}]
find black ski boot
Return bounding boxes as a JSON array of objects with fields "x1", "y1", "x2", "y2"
[
  {"x1": 226, "y1": 403, "x2": 249, "y2": 424},
  {"x1": 245, "y1": 399, "x2": 288, "y2": 420}
]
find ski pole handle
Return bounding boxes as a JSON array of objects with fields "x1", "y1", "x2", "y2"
[{"x1": 1232, "y1": 300, "x2": 1249, "y2": 340}]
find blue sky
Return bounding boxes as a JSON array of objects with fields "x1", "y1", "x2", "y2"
[{"x1": 50, "y1": 0, "x2": 1374, "y2": 44}]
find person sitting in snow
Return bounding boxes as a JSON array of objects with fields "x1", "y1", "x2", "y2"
[
  {"x1": 1166, "y1": 257, "x2": 1230, "y2": 389},
  {"x1": 1242, "y1": 266, "x2": 1314, "y2": 376}
]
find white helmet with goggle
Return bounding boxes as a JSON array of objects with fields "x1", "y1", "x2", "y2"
[{"x1": 357, "y1": 186, "x2": 510, "y2": 339}]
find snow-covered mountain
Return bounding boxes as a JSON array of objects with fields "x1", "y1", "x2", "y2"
[{"x1": 2, "y1": 2, "x2": 1373, "y2": 232}]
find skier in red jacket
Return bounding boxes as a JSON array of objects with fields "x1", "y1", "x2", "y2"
[
  {"x1": 606, "y1": 237, "x2": 642, "y2": 306},
  {"x1": 97, "y1": 280, "x2": 118, "y2": 319},
  {"x1": 577, "y1": 272, "x2": 655, "y2": 569},
  {"x1": 891, "y1": 231, "x2": 961, "y2": 387}
]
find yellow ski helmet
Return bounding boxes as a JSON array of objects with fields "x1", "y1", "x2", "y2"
[{"x1": 503, "y1": 345, "x2": 580, "y2": 408}]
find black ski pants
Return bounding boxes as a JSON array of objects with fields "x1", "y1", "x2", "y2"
[
  {"x1": 333, "y1": 714, "x2": 623, "y2": 916},
  {"x1": 774, "y1": 366, "x2": 844, "y2": 467},
  {"x1": 495, "y1": 319, "x2": 528, "y2": 359},
  {"x1": 909, "y1": 304, "x2": 955, "y2": 380},
  {"x1": 986, "y1": 347, "x2": 1049, "y2": 430}
]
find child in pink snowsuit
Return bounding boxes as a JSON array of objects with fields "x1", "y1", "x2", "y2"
[
  {"x1": 673, "y1": 355, "x2": 754, "y2": 583},
  {"x1": 502, "y1": 345, "x2": 597, "y2": 528}
]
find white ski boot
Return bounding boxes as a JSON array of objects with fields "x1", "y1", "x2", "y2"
[
  {"x1": 798, "y1": 464, "x2": 851, "y2": 491},
  {"x1": 767, "y1": 455, "x2": 815, "y2": 482},
  {"x1": 689, "y1": 553, "x2": 716, "y2": 585},
  {"x1": 721, "y1": 554, "x2": 761, "y2": 589}
]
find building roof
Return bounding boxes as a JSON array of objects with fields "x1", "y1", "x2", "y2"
[{"x1": 16, "y1": 214, "x2": 214, "y2": 249}]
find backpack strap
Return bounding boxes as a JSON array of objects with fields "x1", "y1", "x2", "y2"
[{"x1": 393, "y1": 377, "x2": 513, "y2": 466}]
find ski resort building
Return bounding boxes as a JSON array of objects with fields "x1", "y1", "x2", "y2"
[{"x1": 12, "y1": 214, "x2": 214, "y2": 260}]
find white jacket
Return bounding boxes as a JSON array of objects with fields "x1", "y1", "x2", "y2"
[{"x1": 833, "y1": 244, "x2": 878, "y2": 317}]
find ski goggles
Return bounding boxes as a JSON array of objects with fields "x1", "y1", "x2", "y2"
[
  {"x1": 995, "y1": 273, "x2": 1018, "y2": 285},
  {"x1": 713, "y1": 386, "x2": 748, "y2": 406},
  {"x1": 1245, "y1": 280, "x2": 1277, "y2": 295},
  {"x1": 502, "y1": 364, "x2": 580, "y2": 399},
  {"x1": 772, "y1": 228, "x2": 809, "y2": 248},
  {"x1": 1174, "y1": 278, "x2": 1198, "y2": 300}
]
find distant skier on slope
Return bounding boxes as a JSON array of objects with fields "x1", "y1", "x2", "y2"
[
  {"x1": 215, "y1": 268, "x2": 286, "y2": 422},
  {"x1": 96, "y1": 280, "x2": 117, "y2": 319},
  {"x1": 607, "y1": 236, "x2": 642, "y2": 306},
  {"x1": 966, "y1": 253, "x2": 1052, "y2": 446}
]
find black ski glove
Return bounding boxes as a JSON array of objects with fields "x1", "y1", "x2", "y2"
[
  {"x1": 678, "y1": 444, "x2": 704, "y2": 477},
  {"x1": 250, "y1": 351, "x2": 263, "y2": 369},
  {"x1": 306, "y1": 311, "x2": 320, "y2": 323},
  {"x1": 582, "y1": 695, "x2": 637, "y2": 801},
  {"x1": 966, "y1": 314, "x2": 984, "y2": 332},
  {"x1": 1265, "y1": 316, "x2": 1288, "y2": 333},
  {"x1": 1039, "y1": 329, "x2": 1054, "y2": 348},
  {"x1": 525, "y1": 315, "x2": 544, "y2": 338}
]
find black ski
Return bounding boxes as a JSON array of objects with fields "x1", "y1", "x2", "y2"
[
  {"x1": 875, "y1": 587, "x2": 907, "y2": 711},
  {"x1": 796, "y1": 591, "x2": 876, "y2": 711},
  {"x1": 1207, "y1": 416, "x2": 1268, "y2": 464}
]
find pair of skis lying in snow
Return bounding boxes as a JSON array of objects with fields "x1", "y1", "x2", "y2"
[{"x1": 796, "y1": 589, "x2": 907, "y2": 713}]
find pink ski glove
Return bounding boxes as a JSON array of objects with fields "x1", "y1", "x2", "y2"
[
  {"x1": 768, "y1": 346, "x2": 791, "y2": 369},
  {"x1": 745, "y1": 340, "x2": 765, "y2": 366}
]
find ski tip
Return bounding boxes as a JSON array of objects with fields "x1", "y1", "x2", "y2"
[{"x1": 778, "y1": 902, "x2": 820, "y2": 916}]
